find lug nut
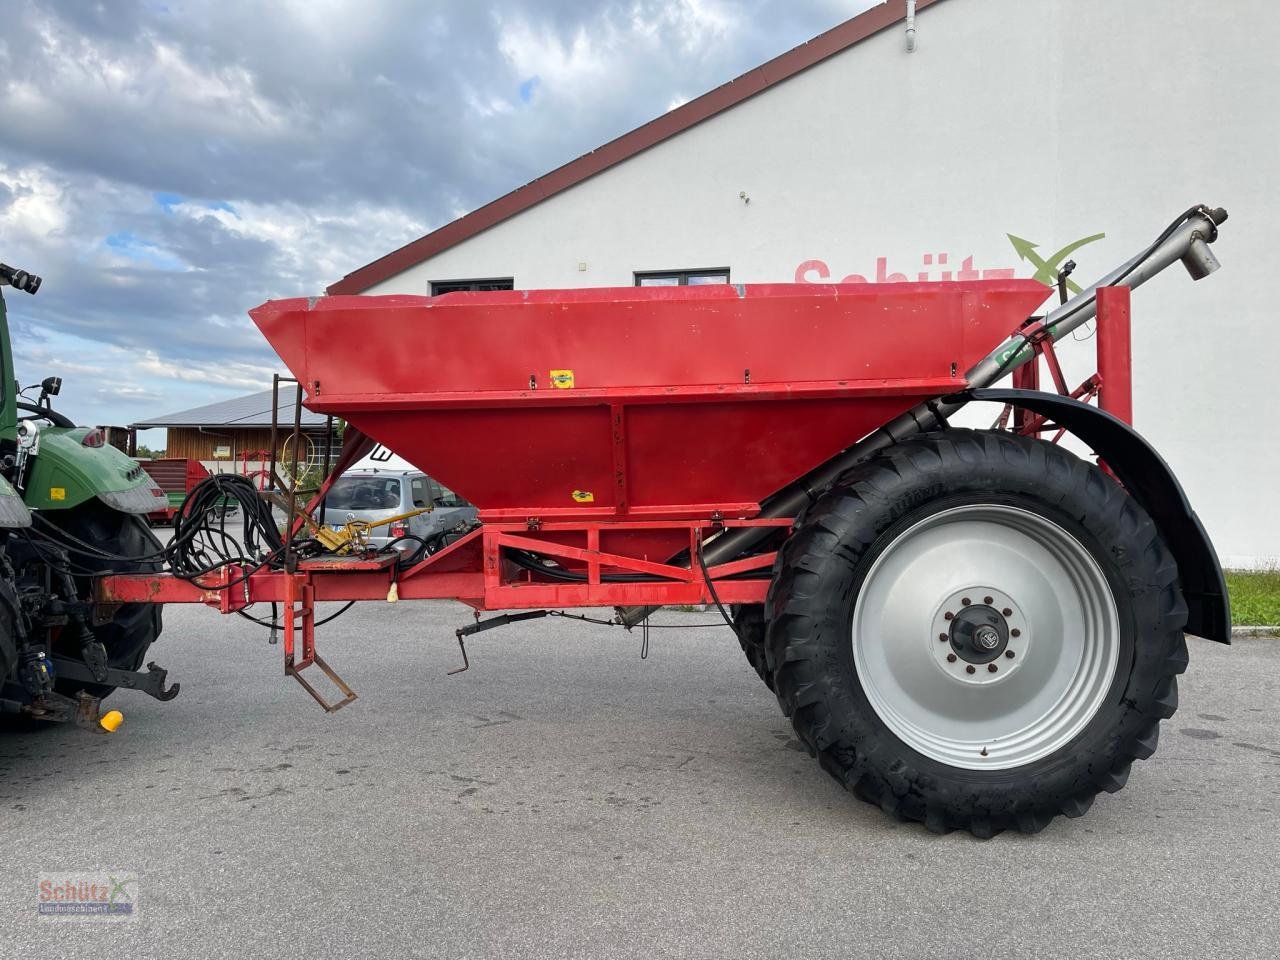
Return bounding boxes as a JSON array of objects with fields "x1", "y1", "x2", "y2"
[
  {"x1": 946, "y1": 653, "x2": 957, "y2": 662},
  {"x1": 1005, "y1": 650, "x2": 1015, "y2": 659},
  {"x1": 988, "y1": 663, "x2": 998, "y2": 673},
  {"x1": 944, "y1": 611, "x2": 954, "y2": 621},
  {"x1": 965, "y1": 664, "x2": 976, "y2": 674},
  {"x1": 1002, "y1": 607, "x2": 1012, "y2": 616},
  {"x1": 938, "y1": 633, "x2": 948, "y2": 642},
  {"x1": 983, "y1": 596, "x2": 994, "y2": 605},
  {"x1": 961, "y1": 597, "x2": 971, "y2": 606},
  {"x1": 1011, "y1": 628, "x2": 1021, "y2": 638}
]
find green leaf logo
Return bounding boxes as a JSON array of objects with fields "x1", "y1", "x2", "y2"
[{"x1": 1007, "y1": 232, "x2": 1106, "y2": 293}]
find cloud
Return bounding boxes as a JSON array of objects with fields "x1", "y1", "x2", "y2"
[
  {"x1": 135, "y1": 349, "x2": 282, "y2": 391},
  {"x1": 0, "y1": 158, "x2": 425, "y2": 367},
  {"x1": 93, "y1": 384, "x2": 163, "y2": 406},
  {"x1": 0, "y1": 0, "x2": 875, "y2": 428}
]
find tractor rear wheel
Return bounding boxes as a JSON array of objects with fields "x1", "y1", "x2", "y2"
[
  {"x1": 766, "y1": 429, "x2": 1187, "y2": 836},
  {"x1": 50, "y1": 505, "x2": 164, "y2": 700},
  {"x1": 0, "y1": 573, "x2": 18, "y2": 689}
]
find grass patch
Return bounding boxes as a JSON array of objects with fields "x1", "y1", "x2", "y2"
[{"x1": 1225, "y1": 569, "x2": 1280, "y2": 626}]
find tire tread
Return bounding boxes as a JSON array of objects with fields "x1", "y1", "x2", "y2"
[{"x1": 765, "y1": 429, "x2": 1187, "y2": 836}]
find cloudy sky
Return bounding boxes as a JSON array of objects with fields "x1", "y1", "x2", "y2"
[{"x1": 0, "y1": 0, "x2": 873, "y2": 440}]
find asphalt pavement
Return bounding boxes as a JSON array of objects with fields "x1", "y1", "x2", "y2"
[{"x1": 2, "y1": 599, "x2": 1277, "y2": 959}]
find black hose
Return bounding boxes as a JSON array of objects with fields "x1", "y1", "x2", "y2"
[
  {"x1": 237, "y1": 600, "x2": 357, "y2": 632},
  {"x1": 505, "y1": 548, "x2": 682, "y2": 583},
  {"x1": 31, "y1": 474, "x2": 287, "y2": 589},
  {"x1": 695, "y1": 537, "x2": 740, "y2": 640},
  {"x1": 15, "y1": 400, "x2": 74, "y2": 428},
  {"x1": 381, "y1": 534, "x2": 431, "y2": 568},
  {"x1": 166, "y1": 474, "x2": 286, "y2": 587},
  {"x1": 27, "y1": 474, "x2": 357, "y2": 640}
]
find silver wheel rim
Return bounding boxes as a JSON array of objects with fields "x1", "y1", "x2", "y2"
[{"x1": 851, "y1": 503, "x2": 1120, "y2": 770}]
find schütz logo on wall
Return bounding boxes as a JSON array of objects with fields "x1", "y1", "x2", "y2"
[
  {"x1": 1006, "y1": 232, "x2": 1106, "y2": 294},
  {"x1": 794, "y1": 231, "x2": 1106, "y2": 288}
]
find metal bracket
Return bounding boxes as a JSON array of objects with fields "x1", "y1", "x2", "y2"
[
  {"x1": 16, "y1": 690, "x2": 104, "y2": 728},
  {"x1": 280, "y1": 574, "x2": 357, "y2": 711},
  {"x1": 73, "y1": 691, "x2": 103, "y2": 730},
  {"x1": 285, "y1": 653, "x2": 357, "y2": 713},
  {"x1": 91, "y1": 602, "x2": 121, "y2": 627},
  {"x1": 989, "y1": 317, "x2": 1100, "y2": 440},
  {"x1": 51, "y1": 657, "x2": 181, "y2": 702},
  {"x1": 22, "y1": 690, "x2": 75, "y2": 723},
  {"x1": 79, "y1": 640, "x2": 110, "y2": 683},
  {"x1": 449, "y1": 610, "x2": 549, "y2": 675},
  {"x1": 1056, "y1": 259, "x2": 1077, "y2": 305}
]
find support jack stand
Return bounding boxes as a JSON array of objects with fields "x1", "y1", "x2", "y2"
[
  {"x1": 282, "y1": 575, "x2": 357, "y2": 712},
  {"x1": 449, "y1": 610, "x2": 549, "y2": 675}
]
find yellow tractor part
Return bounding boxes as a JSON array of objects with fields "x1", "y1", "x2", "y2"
[{"x1": 313, "y1": 506, "x2": 433, "y2": 554}]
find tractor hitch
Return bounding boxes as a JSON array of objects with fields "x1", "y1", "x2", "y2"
[{"x1": 51, "y1": 657, "x2": 181, "y2": 702}]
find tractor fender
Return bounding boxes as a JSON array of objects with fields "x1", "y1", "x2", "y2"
[
  {"x1": 956, "y1": 388, "x2": 1230, "y2": 644},
  {"x1": 24, "y1": 428, "x2": 167, "y2": 515}
]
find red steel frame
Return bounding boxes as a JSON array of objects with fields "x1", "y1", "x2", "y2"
[
  {"x1": 97, "y1": 518, "x2": 790, "y2": 610},
  {"x1": 97, "y1": 516, "x2": 788, "y2": 710},
  {"x1": 1004, "y1": 285, "x2": 1131, "y2": 438},
  {"x1": 1095, "y1": 286, "x2": 1132, "y2": 423},
  {"x1": 95, "y1": 287, "x2": 1134, "y2": 708}
]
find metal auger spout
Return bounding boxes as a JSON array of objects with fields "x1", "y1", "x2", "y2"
[
  {"x1": 961, "y1": 205, "x2": 1227, "y2": 394},
  {"x1": 618, "y1": 204, "x2": 1229, "y2": 629}
]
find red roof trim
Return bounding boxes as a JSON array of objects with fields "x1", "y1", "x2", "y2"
[{"x1": 327, "y1": 0, "x2": 944, "y2": 295}]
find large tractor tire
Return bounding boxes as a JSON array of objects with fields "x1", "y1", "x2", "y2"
[
  {"x1": 0, "y1": 573, "x2": 18, "y2": 688},
  {"x1": 765, "y1": 429, "x2": 1187, "y2": 836},
  {"x1": 730, "y1": 604, "x2": 773, "y2": 691},
  {"x1": 50, "y1": 505, "x2": 164, "y2": 700}
]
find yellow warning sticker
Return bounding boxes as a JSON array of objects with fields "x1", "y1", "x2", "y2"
[
  {"x1": 550, "y1": 369, "x2": 575, "y2": 389},
  {"x1": 571, "y1": 490, "x2": 595, "y2": 503},
  {"x1": 50, "y1": 487, "x2": 66, "y2": 501}
]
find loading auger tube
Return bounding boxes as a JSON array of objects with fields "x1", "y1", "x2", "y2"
[{"x1": 617, "y1": 204, "x2": 1228, "y2": 630}]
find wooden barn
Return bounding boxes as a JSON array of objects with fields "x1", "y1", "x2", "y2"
[{"x1": 130, "y1": 389, "x2": 340, "y2": 472}]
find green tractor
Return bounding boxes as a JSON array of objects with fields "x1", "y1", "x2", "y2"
[{"x1": 0, "y1": 261, "x2": 176, "y2": 729}]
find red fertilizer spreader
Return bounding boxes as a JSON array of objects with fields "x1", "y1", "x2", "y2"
[{"x1": 92, "y1": 206, "x2": 1231, "y2": 835}]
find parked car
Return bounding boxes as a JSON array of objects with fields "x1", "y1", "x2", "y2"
[{"x1": 320, "y1": 467, "x2": 476, "y2": 553}]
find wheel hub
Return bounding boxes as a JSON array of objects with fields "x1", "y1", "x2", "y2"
[
  {"x1": 949, "y1": 604, "x2": 1008, "y2": 662},
  {"x1": 931, "y1": 587, "x2": 1026, "y2": 684}
]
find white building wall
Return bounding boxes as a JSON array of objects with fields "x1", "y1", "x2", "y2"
[{"x1": 366, "y1": 0, "x2": 1280, "y2": 567}]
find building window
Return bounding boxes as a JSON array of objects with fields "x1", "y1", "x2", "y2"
[
  {"x1": 430, "y1": 277, "x2": 514, "y2": 295},
  {"x1": 635, "y1": 268, "x2": 730, "y2": 287}
]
